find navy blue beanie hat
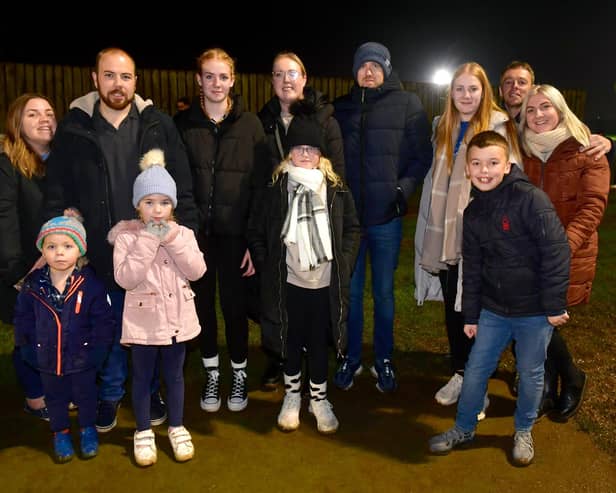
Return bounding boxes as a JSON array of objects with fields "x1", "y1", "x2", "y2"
[{"x1": 352, "y1": 42, "x2": 392, "y2": 79}]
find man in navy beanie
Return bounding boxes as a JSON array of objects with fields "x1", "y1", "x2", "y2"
[{"x1": 333, "y1": 41, "x2": 432, "y2": 393}]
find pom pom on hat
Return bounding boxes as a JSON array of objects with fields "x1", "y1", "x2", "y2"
[
  {"x1": 352, "y1": 42, "x2": 392, "y2": 79},
  {"x1": 132, "y1": 149, "x2": 177, "y2": 208},
  {"x1": 36, "y1": 216, "x2": 87, "y2": 256}
]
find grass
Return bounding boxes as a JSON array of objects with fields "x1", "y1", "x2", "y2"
[{"x1": 0, "y1": 190, "x2": 614, "y2": 457}]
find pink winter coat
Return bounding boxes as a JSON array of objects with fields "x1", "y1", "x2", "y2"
[{"x1": 108, "y1": 219, "x2": 207, "y2": 345}]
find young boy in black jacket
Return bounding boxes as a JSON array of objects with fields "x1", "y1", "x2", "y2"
[{"x1": 428, "y1": 131, "x2": 570, "y2": 466}]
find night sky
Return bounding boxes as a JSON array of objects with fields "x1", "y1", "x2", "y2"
[{"x1": 2, "y1": 4, "x2": 615, "y2": 129}]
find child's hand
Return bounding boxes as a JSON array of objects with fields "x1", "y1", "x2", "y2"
[
  {"x1": 464, "y1": 324, "x2": 477, "y2": 339},
  {"x1": 548, "y1": 311, "x2": 569, "y2": 327},
  {"x1": 145, "y1": 220, "x2": 170, "y2": 240}
]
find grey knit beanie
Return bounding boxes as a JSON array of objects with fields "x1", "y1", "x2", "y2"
[
  {"x1": 132, "y1": 149, "x2": 177, "y2": 208},
  {"x1": 352, "y1": 42, "x2": 392, "y2": 79}
]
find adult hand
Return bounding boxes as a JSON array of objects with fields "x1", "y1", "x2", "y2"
[
  {"x1": 580, "y1": 134, "x2": 612, "y2": 161},
  {"x1": 464, "y1": 324, "x2": 477, "y2": 339},
  {"x1": 240, "y1": 248, "x2": 255, "y2": 277},
  {"x1": 548, "y1": 311, "x2": 570, "y2": 327}
]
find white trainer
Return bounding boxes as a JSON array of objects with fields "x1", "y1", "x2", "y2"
[
  {"x1": 435, "y1": 373, "x2": 464, "y2": 405},
  {"x1": 134, "y1": 429, "x2": 157, "y2": 467},
  {"x1": 512, "y1": 430, "x2": 534, "y2": 466},
  {"x1": 308, "y1": 399, "x2": 339, "y2": 434},
  {"x1": 168, "y1": 426, "x2": 194, "y2": 462},
  {"x1": 277, "y1": 392, "x2": 302, "y2": 431}
]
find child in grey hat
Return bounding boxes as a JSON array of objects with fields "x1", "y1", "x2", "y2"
[{"x1": 108, "y1": 148, "x2": 206, "y2": 466}]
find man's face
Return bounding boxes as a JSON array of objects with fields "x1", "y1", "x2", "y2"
[
  {"x1": 499, "y1": 68, "x2": 532, "y2": 112},
  {"x1": 92, "y1": 52, "x2": 137, "y2": 111},
  {"x1": 356, "y1": 61, "x2": 385, "y2": 89}
]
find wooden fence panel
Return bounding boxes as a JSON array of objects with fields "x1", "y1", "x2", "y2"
[{"x1": 0, "y1": 61, "x2": 587, "y2": 135}]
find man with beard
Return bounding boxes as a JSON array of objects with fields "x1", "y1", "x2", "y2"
[{"x1": 44, "y1": 47, "x2": 198, "y2": 433}]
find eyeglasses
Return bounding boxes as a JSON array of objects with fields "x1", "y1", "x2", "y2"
[
  {"x1": 272, "y1": 69, "x2": 301, "y2": 81},
  {"x1": 291, "y1": 145, "x2": 320, "y2": 156}
]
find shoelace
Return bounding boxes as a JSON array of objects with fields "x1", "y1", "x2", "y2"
[
  {"x1": 204, "y1": 370, "x2": 220, "y2": 397},
  {"x1": 230, "y1": 369, "x2": 247, "y2": 398}
]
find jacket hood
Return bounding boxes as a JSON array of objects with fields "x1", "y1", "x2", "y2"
[
  {"x1": 107, "y1": 219, "x2": 143, "y2": 245},
  {"x1": 69, "y1": 91, "x2": 153, "y2": 117}
]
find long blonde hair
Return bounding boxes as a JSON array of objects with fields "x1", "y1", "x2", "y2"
[
  {"x1": 272, "y1": 155, "x2": 343, "y2": 188},
  {"x1": 2, "y1": 93, "x2": 55, "y2": 179},
  {"x1": 519, "y1": 84, "x2": 590, "y2": 154},
  {"x1": 435, "y1": 62, "x2": 516, "y2": 173}
]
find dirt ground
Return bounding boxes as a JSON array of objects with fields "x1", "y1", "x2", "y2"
[{"x1": 1, "y1": 349, "x2": 614, "y2": 493}]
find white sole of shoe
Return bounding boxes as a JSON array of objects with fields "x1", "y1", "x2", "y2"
[
  {"x1": 227, "y1": 398, "x2": 248, "y2": 412},
  {"x1": 200, "y1": 398, "x2": 221, "y2": 412}
]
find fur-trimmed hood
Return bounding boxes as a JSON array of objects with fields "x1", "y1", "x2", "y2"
[
  {"x1": 107, "y1": 219, "x2": 143, "y2": 245},
  {"x1": 69, "y1": 91, "x2": 153, "y2": 117}
]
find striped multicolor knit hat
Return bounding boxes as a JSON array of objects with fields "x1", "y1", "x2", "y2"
[{"x1": 36, "y1": 216, "x2": 87, "y2": 256}]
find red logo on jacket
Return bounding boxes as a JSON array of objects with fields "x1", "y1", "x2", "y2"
[{"x1": 502, "y1": 215, "x2": 510, "y2": 232}]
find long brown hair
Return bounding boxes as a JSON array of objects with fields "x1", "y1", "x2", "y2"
[{"x1": 2, "y1": 93, "x2": 55, "y2": 179}]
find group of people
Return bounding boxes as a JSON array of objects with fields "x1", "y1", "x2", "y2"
[{"x1": 0, "y1": 41, "x2": 610, "y2": 468}]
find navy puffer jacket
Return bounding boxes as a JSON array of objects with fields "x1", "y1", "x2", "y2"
[{"x1": 333, "y1": 73, "x2": 432, "y2": 226}]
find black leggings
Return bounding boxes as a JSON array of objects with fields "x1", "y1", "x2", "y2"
[
  {"x1": 284, "y1": 284, "x2": 330, "y2": 384},
  {"x1": 438, "y1": 264, "x2": 473, "y2": 374}
]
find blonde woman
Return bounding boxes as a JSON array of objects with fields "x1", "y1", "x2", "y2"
[
  {"x1": 415, "y1": 62, "x2": 520, "y2": 412},
  {"x1": 247, "y1": 116, "x2": 359, "y2": 434},
  {"x1": 519, "y1": 84, "x2": 610, "y2": 421}
]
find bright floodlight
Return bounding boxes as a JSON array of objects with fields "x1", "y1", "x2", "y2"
[{"x1": 433, "y1": 69, "x2": 451, "y2": 85}]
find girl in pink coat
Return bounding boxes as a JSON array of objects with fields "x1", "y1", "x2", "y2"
[{"x1": 108, "y1": 149, "x2": 206, "y2": 467}]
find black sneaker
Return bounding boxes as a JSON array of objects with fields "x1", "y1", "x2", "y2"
[
  {"x1": 150, "y1": 392, "x2": 167, "y2": 426},
  {"x1": 200, "y1": 367, "x2": 221, "y2": 412},
  {"x1": 95, "y1": 400, "x2": 121, "y2": 433},
  {"x1": 227, "y1": 368, "x2": 248, "y2": 412},
  {"x1": 24, "y1": 401, "x2": 50, "y2": 421}
]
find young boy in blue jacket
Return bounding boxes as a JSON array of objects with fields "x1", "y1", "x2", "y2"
[{"x1": 14, "y1": 216, "x2": 115, "y2": 463}]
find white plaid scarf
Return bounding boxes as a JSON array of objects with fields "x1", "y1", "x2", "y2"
[{"x1": 281, "y1": 166, "x2": 332, "y2": 271}]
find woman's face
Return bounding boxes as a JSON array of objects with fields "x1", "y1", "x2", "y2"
[
  {"x1": 452, "y1": 73, "x2": 483, "y2": 121},
  {"x1": 197, "y1": 59, "x2": 234, "y2": 104},
  {"x1": 272, "y1": 56, "x2": 306, "y2": 107},
  {"x1": 525, "y1": 93, "x2": 560, "y2": 133},
  {"x1": 21, "y1": 98, "x2": 56, "y2": 151}
]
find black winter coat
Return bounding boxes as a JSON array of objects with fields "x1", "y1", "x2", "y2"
[
  {"x1": 0, "y1": 153, "x2": 45, "y2": 322},
  {"x1": 44, "y1": 93, "x2": 198, "y2": 290},
  {"x1": 258, "y1": 87, "x2": 345, "y2": 180},
  {"x1": 247, "y1": 174, "x2": 360, "y2": 357},
  {"x1": 176, "y1": 95, "x2": 269, "y2": 238},
  {"x1": 333, "y1": 73, "x2": 432, "y2": 227},
  {"x1": 462, "y1": 165, "x2": 570, "y2": 323}
]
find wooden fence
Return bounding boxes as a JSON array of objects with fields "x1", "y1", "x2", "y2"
[{"x1": 0, "y1": 62, "x2": 587, "y2": 133}]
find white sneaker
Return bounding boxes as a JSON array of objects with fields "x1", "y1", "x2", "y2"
[
  {"x1": 168, "y1": 426, "x2": 194, "y2": 462},
  {"x1": 227, "y1": 368, "x2": 248, "y2": 412},
  {"x1": 512, "y1": 430, "x2": 534, "y2": 466},
  {"x1": 134, "y1": 429, "x2": 157, "y2": 467},
  {"x1": 477, "y1": 394, "x2": 490, "y2": 421},
  {"x1": 308, "y1": 399, "x2": 339, "y2": 434},
  {"x1": 435, "y1": 373, "x2": 464, "y2": 405},
  {"x1": 277, "y1": 392, "x2": 302, "y2": 431}
]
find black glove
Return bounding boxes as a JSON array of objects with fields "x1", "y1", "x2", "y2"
[{"x1": 395, "y1": 186, "x2": 408, "y2": 217}]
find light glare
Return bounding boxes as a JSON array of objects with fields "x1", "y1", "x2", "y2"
[{"x1": 433, "y1": 69, "x2": 452, "y2": 85}]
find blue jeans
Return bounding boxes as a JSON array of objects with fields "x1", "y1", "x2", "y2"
[
  {"x1": 456, "y1": 309, "x2": 553, "y2": 433},
  {"x1": 98, "y1": 290, "x2": 128, "y2": 402},
  {"x1": 347, "y1": 218, "x2": 402, "y2": 364}
]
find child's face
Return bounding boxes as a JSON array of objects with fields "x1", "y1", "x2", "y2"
[
  {"x1": 466, "y1": 145, "x2": 511, "y2": 192},
  {"x1": 41, "y1": 234, "x2": 81, "y2": 273},
  {"x1": 137, "y1": 194, "x2": 174, "y2": 223},
  {"x1": 289, "y1": 145, "x2": 320, "y2": 169}
]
